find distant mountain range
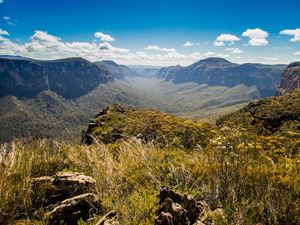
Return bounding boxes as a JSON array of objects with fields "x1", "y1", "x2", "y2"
[
  {"x1": 1, "y1": 55, "x2": 298, "y2": 143},
  {"x1": 157, "y1": 57, "x2": 286, "y2": 97},
  {"x1": 0, "y1": 57, "x2": 113, "y2": 99},
  {"x1": 95, "y1": 60, "x2": 140, "y2": 79}
]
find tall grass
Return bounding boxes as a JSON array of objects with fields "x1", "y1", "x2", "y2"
[{"x1": 0, "y1": 137, "x2": 299, "y2": 225}]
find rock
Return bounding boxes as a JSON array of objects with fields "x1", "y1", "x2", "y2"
[
  {"x1": 31, "y1": 172, "x2": 96, "y2": 208},
  {"x1": 48, "y1": 193, "x2": 101, "y2": 225},
  {"x1": 96, "y1": 210, "x2": 119, "y2": 225},
  {"x1": 155, "y1": 187, "x2": 202, "y2": 225},
  {"x1": 278, "y1": 61, "x2": 300, "y2": 95}
]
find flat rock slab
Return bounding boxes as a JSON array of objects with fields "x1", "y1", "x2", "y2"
[{"x1": 31, "y1": 171, "x2": 96, "y2": 208}]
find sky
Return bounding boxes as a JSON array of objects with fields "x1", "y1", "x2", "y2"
[{"x1": 0, "y1": 0, "x2": 300, "y2": 66}]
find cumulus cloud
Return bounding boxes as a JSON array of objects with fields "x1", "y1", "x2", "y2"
[
  {"x1": 242, "y1": 28, "x2": 268, "y2": 46},
  {"x1": 0, "y1": 30, "x2": 204, "y2": 66},
  {"x1": 0, "y1": 28, "x2": 9, "y2": 35},
  {"x1": 183, "y1": 41, "x2": 194, "y2": 47},
  {"x1": 280, "y1": 29, "x2": 300, "y2": 42},
  {"x1": 203, "y1": 51, "x2": 229, "y2": 58},
  {"x1": 94, "y1": 32, "x2": 115, "y2": 42},
  {"x1": 225, "y1": 47, "x2": 243, "y2": 54},
  {"x1": 144, "y1": 45, "x2": 176, "y2": 52},
  {"x1": 294, "y1": 51, "x2": 300, "y2": 55},
  {"x1": 214, "y1": 34, "x2": 240, "y2": 46}
]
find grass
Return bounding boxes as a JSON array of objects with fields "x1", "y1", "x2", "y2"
[{"x1": 0, "y1": 134, "x2": 299, "y2": 225}]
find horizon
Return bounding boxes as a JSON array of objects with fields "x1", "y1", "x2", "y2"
[{"x1": 0, "y1": 0, "x2": 300, "y2": 66}]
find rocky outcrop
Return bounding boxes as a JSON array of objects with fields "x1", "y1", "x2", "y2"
[
  {"x1": 48, "y1": 193, "x2": 101, "y2": 225},
  {"x1": 0, "y1": 57, "x2": 113, "y2": 99},
  {"x1": 157, "y1": 57, "x2": 286, "y2": 97},
  {"x1": 155, "y1": 188, "x2": 202, "y2": 225},
  {"x1": 81, "y1": 105, "x2": 126, "y2": 145},
  {"x1": 31, "y1": 171, "x2": 96, "y2": 208},
  {"x1": 31, "y1": 172, "x2": 101, "y2": 224},
  {"x1": 278, "y1": 61, "x2": 300, "y2": 94}
]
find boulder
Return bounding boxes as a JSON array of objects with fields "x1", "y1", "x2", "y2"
[
  {"x1": 155, "y1": 187, "x2": 202, "y2": 225},
  {"x1": 48, "y1": 193, "x2": 101, "y2": 225},
  {"x1": 31, "y1": 172, "x2": 96, "y2": 208}
]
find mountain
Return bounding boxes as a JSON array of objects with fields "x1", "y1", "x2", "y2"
[
  {"x1": 0, "y1": 55, "x2": 32, "y2": 61},
  {"x1": 278, "y1": 61, "x2": 300, "y2": 94},
  {"x1": 94, "y1": 60, "x2": 140, "y2": 79},
  {"x1": 128, "y1": 65, "x2": 161, "y2": 77},
  {"x1": 0, "y1": 57, "x2": 113, "y2": 99},
  {"x1": 157, "y1": 57, "x2": 286, "y2": 97}
]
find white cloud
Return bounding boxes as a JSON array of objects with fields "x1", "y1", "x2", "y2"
[
  {"x1": 0, "y1": 30, "x2": 198, "y2": 66},
  {"x1": 294, "y1": 51, "x2": 300, "y2": 55},
  {"x1": 0, "y1": 28, "x2": 9, "y2": 36},
  {"x1": 94, "y1": 32, "x2": 115, "y2": 42},
  {"x1": 0, "y1": 0, "x2": 4, "y2": 4},
  {"x1": 189, "y1": 52, "x2": 202, "y2": 59},
  {"x1": 144, "y1": 45, "x2": 160, "y2": 50},
  {"x1": 225, "y1": 47, "x2": 243, "y2": 54},
  {"x1": 260, "y1": 56, "x2": 280, "y2": 61},
  {"x1": 183, "y1": 41, "x2": 194, "y2": 47},
  {"x1": 280, "y1": 29, "x2": 300, "y2": 42},
  {"x1": 3, "y1": 16, "x2": 16, "y2": 26},
  {"x1": 203, "y1": 51, "x2": 229, "y2": 58},
  {"x1": 214, "y1": 34, "x2": 240, "y2": 46},
  {"x1": 144, "y1": 45, "x2": 175, "y2": 52},
  {"x1": 242, "y1": 28, "x2": 268, "y2": 46},
  {"x1": 214, "y1": 41, "x2": 224, "y2": 46},
  {"x1": 31, "y1": 30, "x2": 61, "y2": 43}
]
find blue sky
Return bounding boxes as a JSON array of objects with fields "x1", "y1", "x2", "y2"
[{"x1": 0, "y1": 0, "x2": 300, "y2": 65}]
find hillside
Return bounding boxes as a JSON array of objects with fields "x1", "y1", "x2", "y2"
[
  {"x1": 217, "y1": 89, "x2": 300, "y2": 135},
  {"x1": 81, "y1": 104, "x2": 216, "y2": 148},
  {"x1": 0, "y1": 57, "x2": 113, "y2": 99},
  {"x1": 157, "y1": 57, "x2": 286, "y2": 97},
  {"x1": 0, "y1": 91, "x2": 88, "y2": 143},
  {"x1": 1, "y1": 90, "x2": 299, "y2": 225}
]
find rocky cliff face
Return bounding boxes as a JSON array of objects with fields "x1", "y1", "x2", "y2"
[
  {"x1": 278, "y1": 61, "x2": 300, "y2": 94},
  {"x1": 157, "y1": 57, "x2": 286, "y2": 97},
  {"x1": 0, "y1": 57, "x2": 113, "y2": 99}
]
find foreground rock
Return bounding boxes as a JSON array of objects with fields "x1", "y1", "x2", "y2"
[
  {"x1": 48, "y1": 193, "x2": 101, "y2": 225},
  {"x1": 31, "y1": 171, "x2": 96, "y2": 208},
  {"x1": 155, "y1": 188, "x2": 202, "y2": 225},
  {"x1": 31, "y1": 172, "x2": 101, "y2": 224}
]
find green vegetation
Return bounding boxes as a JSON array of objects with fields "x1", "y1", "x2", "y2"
[
  {"x1": 1, "y1": 90, "x2": 299, "y2": 225},
  {"x1": 85, "y1": 105, "x2": 216, "y2": 149},
  {"x1": 0, "y1": 77, "x2": 260, "y2": 143}
]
